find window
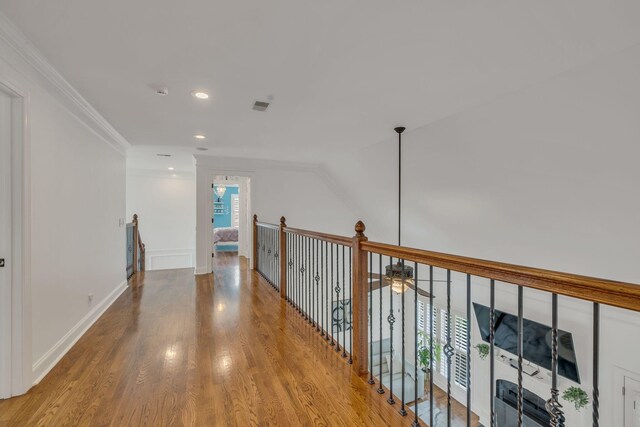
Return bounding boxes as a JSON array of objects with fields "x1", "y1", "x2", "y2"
[
  {"x1": 231, "y1": 194, "x2": 240, "y2": 228},
  {"x1": 418, "y1": 300, "x2": 469, "y2": 390}
]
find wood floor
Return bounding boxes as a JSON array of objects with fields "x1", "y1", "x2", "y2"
[{"x1": 0, "y1": 253, "x2": 477, "y2": 426}]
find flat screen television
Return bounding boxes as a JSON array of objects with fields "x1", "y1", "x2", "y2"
[{"x1": 473, "y1": 303, "x2": 580, "y2": 383}]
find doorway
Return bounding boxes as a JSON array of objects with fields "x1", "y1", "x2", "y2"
[
  {"x1": 211, "y1": 176, "x2": 250, "y2": 262},
  {"x1": 626, "y1": 377, "x2": 640, "y2": 427},
  {"x1": 0, "y1": 80, "x2": 30, "y2": 399}
]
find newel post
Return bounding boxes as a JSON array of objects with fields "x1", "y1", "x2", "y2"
[
  {"x1": 252, "y1": 214, "x2": 258, "y2": 270},
  {"x1": 351, "y1": 220, "x2": 369, "y2": 376},
  {"x1": 279, "y1": 216, "x2": 287, "y2": 300},
  {"x1": 132, "y1": 214, "x2": 139, "y2": 274}
]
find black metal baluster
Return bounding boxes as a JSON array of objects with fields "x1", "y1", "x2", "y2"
[
  {"x1": 466, "y1": 274, "x2": 471, "y2": 427},
  {"x1": 490, "y1": 279, "x2": 496, "y2": 427},
  {"x1": 330, "y1": 243, "x2": 335, "y2": 346},
  {"x1": 446, "y1": 269, "x2": 452, "y2": 426},
  {"x1": 348, "y1": 246, "x2": 353, "y2": 364},
  {"x1": 335, "y1": 245, "x2": 341, "y2": 353},
  {"x1": 311, "y1": 238, "x2": 315, "y2": 326},
  {"x1": 302, "y1": 236, "x2": 309, "y2": 321},
  {"x1": 545, "y1": 293, "x2": 565, "y2": 427},
  {"x1": 388, "y1": 256, "x2": 396, "y2": 405},
  {"x1": 324, "y1": 241, "x2": 329, "y2": 340},
  {"x1": 369, "y1": 251, "x2": 375, "y2": 384},
  {"x1": 377, "y1": 253, "x2": 385, "y2": 395},
  {"x1": 429, "y1": 265, "x2": 434, "y2": 427},
  {"x1": 412, "y1": 262, "x2": 419, "y2": 427},
  {"x1": 593, "y1": 302, "x2": 600, "y2": 427},
  {"x1": 316, "y1": 240, "x2": 321, "y2": 332},
  {"x1": 320, "y1": 241, "x2": 325, "y2": 336},
  {"x1": 308, "y1": 237, "x2": 312, "y2": 324},
  {"x1": 400, "y1": 258, "x2": 407, "y2": 416},
  {"x1": 342, "y1": 245, "x2": 347, "y2": 358},
  {"x1": 517, "y1": 286, "x2": 524, "y2": 427},
  {"x1": 297, "y1": 234, "x2": 301, "y2": 311}
]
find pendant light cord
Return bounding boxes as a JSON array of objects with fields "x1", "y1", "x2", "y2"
[
  {"x1": 398, "y1": 131, "x2": 401, "y2": 247},
  {"x1": 394, "y1": 126, "x2": 405, "y2": 247}
]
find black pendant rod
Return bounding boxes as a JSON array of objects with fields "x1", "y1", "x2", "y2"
[{"x1": 394, "y1": 126, "x2": 405, "y2": 247}]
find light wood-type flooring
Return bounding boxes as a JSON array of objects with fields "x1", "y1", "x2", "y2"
[{"x1": 0, "y1": 253, "x2": 479, "y2": 426}]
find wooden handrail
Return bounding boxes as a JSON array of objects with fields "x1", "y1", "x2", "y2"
[
  {"x1": 360, "y1": 240, "x2": 640, "y2": 312},
  {"x1": 284, "y1": 227, "x2": 353, "y2": 247},
  {"x1": 132, "y1": 214, "x2": 145, "y2": 273}
]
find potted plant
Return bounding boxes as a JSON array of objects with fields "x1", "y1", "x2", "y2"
[
  {"x1": 417, "y1": 330, "x2": 442, "y2": 380},
  {"x1": 475, "y1": 343, "x2": 489, "y2": 360},
  {"x1": 562, "y1": 386, "x2": 589, "y2": 410}
]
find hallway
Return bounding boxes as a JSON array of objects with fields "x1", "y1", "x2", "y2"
[{"x1": 0, "y1": 254, "x2": 412, "y2": 426}]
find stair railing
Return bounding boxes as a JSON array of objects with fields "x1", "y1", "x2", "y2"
[{"x1": 252, "y1": 214, "x2": 640, "y2": 427}]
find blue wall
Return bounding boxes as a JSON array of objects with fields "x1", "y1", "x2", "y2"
[{"x1": 213, "y1": 185, "x2": 239, "y2": 228}]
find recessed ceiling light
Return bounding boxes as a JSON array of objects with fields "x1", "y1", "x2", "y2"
[
  {"x1": 191, "y1": 91, "x2": 209, "y2": 99},
  {"x1": 172, "y1": 174, "x2": 177, "y2": 178},
  {"x1": 157, "y1": 153, "x2": 172, "y2": 157},
  {"x1": 193, "y1": 134, "x2": 206, "y2": 140},
  {"x1": 196, "y1": 147, "x2": 208, "y2": 151},
  {"x1": 168, "y1": 167, "x2": 174, "y2": 170}
]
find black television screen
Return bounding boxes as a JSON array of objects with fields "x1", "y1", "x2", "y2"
[{"x1": 473, "y1": 303, "x2": 580, "y2": 383}]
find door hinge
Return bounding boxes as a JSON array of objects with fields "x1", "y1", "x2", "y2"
[
  {"x1": 623, "y1": 386, "x2": 626, "y2": 395},
  {"x1": 211, "y1": 184, "x2": 214, "y2": 189},
  {"x1": 211, "y1": 218, "x2": 214, "y2": 224},
  {"x1": 0, "y1": 258, "x2": 5, "y2": 267}
]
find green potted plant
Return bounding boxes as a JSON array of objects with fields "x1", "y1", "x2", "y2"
[
  {"x1": 417, "y1": 331, "x2": 442, "y2": 378},
  {"x1": 475, "y1": 343, "x2": 489, "y2": 360},
  {"x1": 562, "y1": 386, "x2": 589, "y2": 410}
]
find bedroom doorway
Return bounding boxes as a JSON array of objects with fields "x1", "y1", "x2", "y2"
[{"x1": 212, "y1": 176, "x2": 249, "y2": 259}]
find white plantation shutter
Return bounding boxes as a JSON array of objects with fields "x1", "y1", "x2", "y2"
[
  {"x1": 454, "y1": 316, "x2": 469, "y2": 389},
  {"x1": 430, "y1": 306, "x2": 470, "y2": 390},
  {"x1": 417, "y1": 300, "x2": 425, "y2": 332},
  {"x1": 231, "y1": 194, "x2": 240, "y2": 228},
  {"x1": 439, "y1": 309, "x2": 450, "y2": 377}
]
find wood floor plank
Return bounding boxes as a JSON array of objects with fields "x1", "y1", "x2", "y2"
[{"x1": 0, "y1": 253, "x2": 475, "y2": 426}]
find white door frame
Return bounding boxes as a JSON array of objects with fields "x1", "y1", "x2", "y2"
[
  {"x1": 195, "y1": 167, "x2": 254, "y2": 275},
  {"x1": 0, "y1": 77, "x2": 32, "y2": 398},
  {"x1": 212, "y1": 176, "x2": 251, "y2": 259}
]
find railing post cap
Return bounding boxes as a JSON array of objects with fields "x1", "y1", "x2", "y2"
[
  {"x1": 253, "y1": 214, "x2": 258, "y2": 221},
  {"x1": 354, "y1": 220, "x2": 366, "y2": 237},
  {"x1": 280, "y1": 216, "x2": 287, "y2": 226}
]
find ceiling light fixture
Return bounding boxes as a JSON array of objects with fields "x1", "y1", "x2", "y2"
[
  {"x1": 192, "y1": 91, "x2": 209, "y2": 99},
  {"x1": 196, "y1": 147, "x2": 208, "y2": 151},
  {"x1": 168, "y1": 167, "x2": 174, "y2": 170},
  {"x1": 193, "y1": 134, "x2": 206, "y2": 140}
]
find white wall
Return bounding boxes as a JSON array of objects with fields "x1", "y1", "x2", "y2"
[
  {"x1": 320, "y1": 45, "x2": 640, "y2": 425},
  {"x1": 126, "y1": 171, "x2": 195, "y2": 270},
  {"x1": 0, "y1": 12, "x2": 128, "y2": 390}
]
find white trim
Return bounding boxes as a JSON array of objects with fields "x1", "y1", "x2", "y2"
[
  {"x1": 0, "y1": 75, "x2": 32, "y2": 398},
  {"x1": 147, "y1": 249, "x2": 195, "y2": 270},
  {"x1": 0, "y1": 11, "x2": 130, "y2": 154},
  {"x1": 126, "y1": 168, "x2": 195, "y2": 180},
  {"x1": 31, "y1": 280, "x2": 127, "y2": 385}
]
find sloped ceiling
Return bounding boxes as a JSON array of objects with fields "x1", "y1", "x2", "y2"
[{"x1": 1, "y1": 0, "x2": 640, "y2": 163}]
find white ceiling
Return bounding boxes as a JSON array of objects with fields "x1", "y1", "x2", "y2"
[{"x1": 2, "y1": 0, "x2": 640, "y2": 165}]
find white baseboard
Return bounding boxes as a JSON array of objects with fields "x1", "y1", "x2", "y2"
[
  {"x1": 194, "y1": 266, "x2": 210, "y2": 275},
  {"x1": 31, "y1": 279, "x2": 128, "y2": 385}
]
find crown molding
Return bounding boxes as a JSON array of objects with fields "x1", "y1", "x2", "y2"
[{"x1": 0, "y1": 11, "x2": 130, "y2": 154}]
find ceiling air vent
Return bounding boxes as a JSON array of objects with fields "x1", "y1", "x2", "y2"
[
  {"x1": 252, "y1": 101, "x2": 269, "y2": 111},
  {"x1": 156, "y1": 154, "x2": 172, "y2": 157}
]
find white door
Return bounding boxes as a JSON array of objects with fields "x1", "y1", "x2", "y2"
[
  {"x1": 626, "y1": 377, "x2": 640, "y2": 427},
  {"x1": 0, "y1": 89, "x2": 12, "y2": 398}
]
